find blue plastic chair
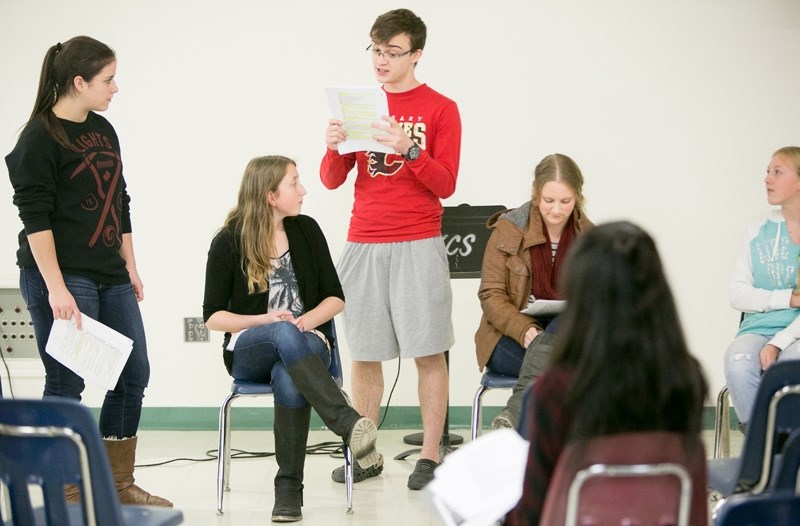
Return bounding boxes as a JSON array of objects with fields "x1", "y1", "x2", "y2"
[
  {"x1": 0, "y1": 397, "x2": 183, "y2": 526},
  {"x1": 215, "y1": 321, "x2": 354, "y2": 514},
  {"x1": 708, "y1": 360, "x2": 800, "y2": 497},
  {"x1": 714, "y1": 491, "x2": 800, "y2": 526},
  {"x1": 470, "y1": 368, "x2": 518, "y2": 440},
  {"x1": 772, "y1": 427, "x2": 800, "y2": 491}
]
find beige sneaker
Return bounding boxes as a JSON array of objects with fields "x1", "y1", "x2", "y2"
[{"x1": 490, "y1": 409, "x2": 515, "y2": 430}]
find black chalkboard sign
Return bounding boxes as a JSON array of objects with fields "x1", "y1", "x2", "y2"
[{"x1": 442, "y1": 204, "x2": 506, "y2": 278}]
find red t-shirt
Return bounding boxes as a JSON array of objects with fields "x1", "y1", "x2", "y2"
[{"x1": 320, "y1": 84, "x2": 461, "y2": 243}]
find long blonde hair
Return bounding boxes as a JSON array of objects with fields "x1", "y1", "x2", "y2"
[{"x1": 223, "y1": 156, "x2": 295, "y2": 294}]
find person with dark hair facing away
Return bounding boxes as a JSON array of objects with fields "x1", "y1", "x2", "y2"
[
  {"x1": 321, "y1": 8, "x2": 461, "y2": 490},
  {"x1": 475, "y1": 153, "x2": 592, "y2": 431},
  {"x1": 203, "y1": 156, "x2": 380, "y2": 523},
  {"x1": 6, "y1": 36, "x2": 171, "y2": 507},
  {"x1": 725, "y1": 146, "x2": 800, "y2": 432},
  {"x1": 507, "y1": 221, "x2": 709, "y2": 525}
]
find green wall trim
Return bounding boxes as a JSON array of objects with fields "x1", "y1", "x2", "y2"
[{"x1": 94, "y1": 405, "x2": 737, "y2": 432}]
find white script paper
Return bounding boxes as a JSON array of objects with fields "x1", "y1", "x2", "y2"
[
  {"x1": 520, "y1": 299, "x2": 565, "y2": 317},
  {"x1": 427, "y1": 429, "x2": 529, "y2": 526},
  {"x1": 45, "y1": 314, "x2": 133, "y2": 390},
  {"x1": 326, "y1": 86, "x2": 393, "y2": 154}
]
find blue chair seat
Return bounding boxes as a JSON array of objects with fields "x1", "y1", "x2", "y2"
[
  {"x1": 714, "y1": 491, "x2": 800, "y2": 526},
  {"x1": 230, "y1": 380, "x2": 274, "y2": 396}
]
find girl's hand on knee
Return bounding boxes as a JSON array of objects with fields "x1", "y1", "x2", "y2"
[
  {"x1": 759, "y1": 344, "x2": 779, "y2": 371},
  {"x1": 523, "y1": 327, "x2": 540, "y2": 348},
  {"x1": 264, "y1": 310, "x2": 293, "y2": 325}
]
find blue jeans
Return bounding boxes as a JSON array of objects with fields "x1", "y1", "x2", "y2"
[
  {"x1": 486, "y1": 315, "x2": 559, "y2": 376},
  {"x1": 486, "y1": 336, "x2": 525, "y2": 376},
  {"x1": 20, "y1": 268, "x2": 150, "y2": 438},
  {"x1": 231, "y1": 321, "x2": 330, "y2": 408},
  {"x1": 724, "y1": 333, "x2": 800, "y2": 424}
]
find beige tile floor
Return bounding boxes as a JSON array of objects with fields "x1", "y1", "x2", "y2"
[{"x1": 130, "y1": 428, "x2": 742, "y2": 525}]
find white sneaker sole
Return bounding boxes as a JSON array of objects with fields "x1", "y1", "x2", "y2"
[{"x1": 348, "y1": 417, "x2": 380, "y2": 470}]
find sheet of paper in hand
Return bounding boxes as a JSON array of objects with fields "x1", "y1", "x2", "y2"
[
  {"x1": 520, "y1": 299, "x2": 565, "y2": 317},
  {"x1": 326, "y1": 86, "x2": 393, "y2": 154},
  {"x1": 45, "y1": 314, "x2": 133, "y2": 391}
]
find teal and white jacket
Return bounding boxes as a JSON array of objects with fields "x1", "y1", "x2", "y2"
[{"x1": 732, "y1": 209, "x2": 800, "y2": 349}]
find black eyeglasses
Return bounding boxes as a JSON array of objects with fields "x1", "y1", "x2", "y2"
[{"x1": 366, "y1": 44, "x2": 413, "y2": 61}]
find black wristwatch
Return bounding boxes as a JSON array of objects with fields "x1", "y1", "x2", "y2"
[{"x1": 403, "y1": 143, "x2": 421, "y2": 161}]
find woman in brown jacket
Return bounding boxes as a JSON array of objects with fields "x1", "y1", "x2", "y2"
[{"x1": 474, "y1": 153, "x2": 592, "y2": 429}]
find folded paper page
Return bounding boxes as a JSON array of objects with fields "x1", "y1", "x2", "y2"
[
  {"x1": 427, "y1": 429, "x2": 529, "y2": 526},
  {"x1": 45, "y1": 314, "x2": 133, "y2": 391},
  {"x1": 326, "y1": 86, "x2": 393, "y2": 154}
]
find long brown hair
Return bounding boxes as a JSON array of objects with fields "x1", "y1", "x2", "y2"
[
  {"x1": 26, "y1": 36, "x2": 116, "y2": 149},
  {"x1": 223, "y1": 156, "x2": 295, "y2": 294}
]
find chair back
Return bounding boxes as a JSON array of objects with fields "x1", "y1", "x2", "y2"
[
  {"x1": 737, "y1": 360, "x2": 800, "y2": 493},
  {"x1": 0, "y1": 397, "x2": 125, "y2": 526},
  {"x1": 715, "y1": 491, "x2": 800, "y2": 526},
  {"x1": 327, "y1": 320, "x2": 343, "y2": 388},
  {"x1": 540, "y1": 432, "x2": 708, "y2": 526},
  {"x1": 773, "y1": 427, "x2": 800, "y2": 491}
]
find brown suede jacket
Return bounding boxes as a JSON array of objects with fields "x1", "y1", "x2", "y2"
[{"x1": 474, "y1": 201, "x2": 592, "y2": 370}]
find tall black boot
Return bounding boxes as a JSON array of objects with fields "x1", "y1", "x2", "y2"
[
  {"x1": 287, "y1": 355, "x2": 380, "y2": 471},
  {"x1": 272, "y1": 405, "x2": 311, "y2": 523}
]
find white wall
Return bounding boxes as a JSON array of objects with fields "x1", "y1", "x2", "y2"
[{"x1": 1, "y1": 0, "x2": 799, "y2": 409}]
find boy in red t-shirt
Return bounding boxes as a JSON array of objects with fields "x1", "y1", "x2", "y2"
[{"x1": 321, "y1": 8, "x2": 462, "y2": 490}]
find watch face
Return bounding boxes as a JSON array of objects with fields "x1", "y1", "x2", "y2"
[{"x1": 406, "y1": 145, "x2": 421, "y2": 161}]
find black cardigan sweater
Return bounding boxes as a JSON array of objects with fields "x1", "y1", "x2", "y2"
[{"x1": 202, "y1": 214, "x2": 344, "y2": 374}]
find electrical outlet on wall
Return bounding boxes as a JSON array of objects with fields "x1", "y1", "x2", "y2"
[
  {"x1": 0, "y1": 288, "x2": 38, "y2": 359},
  {"x1": 184, "y1": 317, "x2": 209, "y2": 342}
]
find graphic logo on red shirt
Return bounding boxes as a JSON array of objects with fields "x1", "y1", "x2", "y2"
[{"x1": 366, "y1": 152, "x2": 404, "y2": 178}]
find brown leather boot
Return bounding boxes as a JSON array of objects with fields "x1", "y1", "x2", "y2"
[{"x1": 103, "y1": 436, "x2": 173, "y2": 507}]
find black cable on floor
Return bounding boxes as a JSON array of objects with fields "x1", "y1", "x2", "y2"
[{"x1": 0, "y1": 349, "x2": 15, "y2": 399}]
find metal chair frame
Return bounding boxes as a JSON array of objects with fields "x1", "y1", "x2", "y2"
[
  {"x1": 565, "y1": 463, "x2": 692, "y2": 526},
  {"x1": 713, "y1": 385, "x2": 731, "y2": 459},
  {"x1": 708, "y1": 361, "x2": 800, "y2": 500},
  {"x1": 215, "y1": 325, "x2": 354, "y2": 514},
  {"x1": 469, "y1": 369, "x2": 518, "y2": 440}
]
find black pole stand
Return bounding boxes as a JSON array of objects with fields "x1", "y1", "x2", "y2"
[{"x1": 394, "y1": 350, "x2": 463, "y2": 461}]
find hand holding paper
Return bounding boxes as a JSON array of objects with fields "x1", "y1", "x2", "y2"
[
  {"x1": 326, "y1": 86, "x2": 393, "y2": 154},
  {"x1": 45, "y1": 314, "x2": 133, "y2": 391}
]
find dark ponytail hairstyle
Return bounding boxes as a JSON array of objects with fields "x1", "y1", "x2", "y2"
[
  {"x1": 26, "y1": 36, "x2": 115, "y2": 148},
  {"x1": 552, "y1": 221, "x2": 708, "y2": 440}
]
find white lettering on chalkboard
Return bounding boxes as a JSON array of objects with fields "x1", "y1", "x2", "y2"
[{"x1": 443, "y1": 233, "x2": 476, "y2": 257}]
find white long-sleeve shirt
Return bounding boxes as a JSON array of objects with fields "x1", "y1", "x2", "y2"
[{"x1": 731, "y1": 209, "x2": 800, "y2": 350}]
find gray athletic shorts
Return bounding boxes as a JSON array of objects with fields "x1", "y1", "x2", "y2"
[{"x1": 338, "y1": 236, "x2": 454, "y2": 361}]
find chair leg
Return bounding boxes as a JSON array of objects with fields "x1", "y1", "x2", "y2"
[
  {"x1": 217, "y1": 392, "x2": 237, "y2": 514},
  {"x1": 713, "y1": 386, "x2": 730, "y2": 459},
  {"x1": 341, "y1": 388, "x2": 354, "y2": 512},
  {"x1": 344, "y1": 444, "x2": 354, "y2": 512},
  {"x1": 471, "y1": 386, "x2": 490, "y2": 441}
]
